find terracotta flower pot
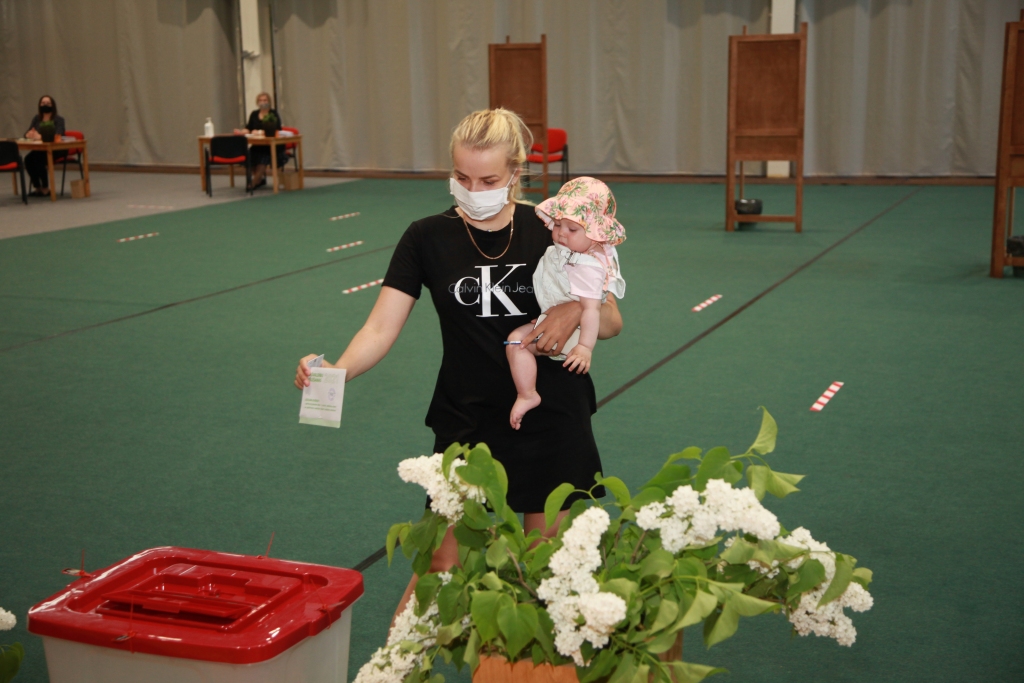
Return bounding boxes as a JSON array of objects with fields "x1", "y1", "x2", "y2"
[{"x1": 473, "y1": 655, "x2": 578, "y2": 683}]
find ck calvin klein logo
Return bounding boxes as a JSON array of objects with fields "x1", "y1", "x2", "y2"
[{"x1": 450, "y1": 264, "x2": 531, "y2": 317}]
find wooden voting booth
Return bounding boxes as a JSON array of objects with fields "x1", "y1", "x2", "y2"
[
  {"x1": 725, "y1": 24, "x2": 807, "y2": 232},
  {"x1": 490, "y1": 35, "x2": 550, "y2": 200},
  {"x1": 990, "y1": 11, "x2": 1024, "y2": 278}
]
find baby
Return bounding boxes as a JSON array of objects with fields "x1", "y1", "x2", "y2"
[{"x1": 507, "y1": 177, "x2": 626, "y2": 429}]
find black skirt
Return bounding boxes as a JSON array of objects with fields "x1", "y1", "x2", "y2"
[{"x1": 432, "y1": 359, "x2": 605, "y2": 514}]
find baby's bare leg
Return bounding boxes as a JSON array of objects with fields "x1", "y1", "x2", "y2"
[{"x1": 507, "y1": 323, "x2": 543, "y2": 430}]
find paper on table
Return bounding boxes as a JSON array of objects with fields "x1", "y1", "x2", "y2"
[{"x1": 299, "y1": 367, "x2": 345, "y2": 428}]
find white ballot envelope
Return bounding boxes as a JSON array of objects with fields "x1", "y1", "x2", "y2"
[{"x1": 299, "y1": 365, "x2": 345, "y2": 428}]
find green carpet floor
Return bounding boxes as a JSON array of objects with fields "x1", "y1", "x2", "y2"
[{"x1": 0, "y1": 179, "x2": 1021, "y2": 682}]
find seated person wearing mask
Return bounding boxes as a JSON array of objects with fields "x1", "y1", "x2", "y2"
[{"x1": 24, "y1": 95, "x2": 66, "y2": 196}]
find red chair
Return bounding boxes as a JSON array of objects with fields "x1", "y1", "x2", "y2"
[
  {"x1": 0, "y1": 140, "x2": 28, "y2": 205},
  {"x1": 60, "y1": 130, "x2": 85, "y2": 197},
  {"x1": 526, "y1": 128, "x2": 569, "y2": 186},
  {"x1": 281, "y1": 126, "x2": 300, "y2": 172},
  {"x1": 205, "y1": 135, "x2": 251, "y2": 196}
]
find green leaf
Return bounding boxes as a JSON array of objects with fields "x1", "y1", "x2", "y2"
[
  {"x1": 819, "y1": 553, "x2": 855, "y2": 607},
  {"x1": 746, "y1": 407, "x2": 777, "y2": 456},
  {"x1": 435, "y1": 622, "x2": 464, "y2": 646},
  {"x1": 719, "y1": 538, "x2": 756, "y2": 565},
  {"x1": 465, "y1": 628, "x2": 481, "y2": 671},
  {"x1": 544, "y1": 483, "x2": 576, "y2": 530},
  {"x1": 386, "y1": 522, "x2": 410, "y2": 565},
  {"x1": 412, "y1": 549, "x2": 432, "y2": 576},
  {"x1": 596, "y1": 475, "x2": 632, "y2": 507},
  {"x1": 667, "y1": 447, "x2": 703, "y2": 464},
  {"x1": 0, "y1": 643, "x2": 25, "y2": 683},
  {"x1": 746, "y1": 465, "x2": 770, "y2": 501},
  {"x1": 600, "y1": 578, "x2": 639, "y2": 606},
  {"x1": 414, "y1": 573, "x2": 444, "y2": 615},
  {"x1": 676, "y1": 589, "x2": 717, "y2": 629},
  {"x1": 728, "y1": 592, "x2": 779, "y2": 617},
  {"x1": 608, "y1": 656, "x2": 638, "y2": 683},
  {"x1": 486, "y1": 535, "x2": 510, "y2": 569},
  {"x1": 453, "y1": 524, "x2": 489, "y2": 549},
  {"x1": 704, "y1": 602, "x2": 739, "y2": 647},
  {"x1": 644, "y1": 465, "x2": 692, "y2": 493},
  {"x1": 441, "y1": 442, "x2": 466, "y2": 478},
  {"x1": 408, "y1": 513, "x2": 442, "y2": 554},
  {"x1": 639, "y1": 548, "x2": 675, "y2": 579},
  {"x1": 630, "y1": 486, "x2": 667, "y2": 509},
  {"x1": 694, "y1": 447, "x2": 733, "y2": 491},
  {"x1": 436, "y1": 579, "x2": 463, "y2": 624},
  {"x1": 497, "y1": 601, "x2": 539, "y2": 659},
  {"x1": 852, "y1": 567, "x2": 873, "y2": 588},
  {"x1": 470, "y1": 591, "x2": 503, "y2": 642},
  {"x1": 646, "y1": 629, "x2": 679, "y2": 654},
  {"x1": 787, "y1": 558, "x2": 826, "y2": 599},
  {"x1": 668, "y1": 661, "x2": 726, "y2": 683},
  {"x1": 527, "y1": 541, "x2": 557, "y2": 575},
  {"x1": 480, "y1": 572, "x2": 503, "y2": 591},
  {"x1": 632, "y1": 664, "x2": 651, "y2": 683},
  {"x1": 461, "y1": 498, "x2": 493, "y2": 530},
  {"x1": 578, "y1": 649, "x2": 618, "y2": 682},
  {"x1": 650, "y1": 599, "x2": 679, "y2": 633}
]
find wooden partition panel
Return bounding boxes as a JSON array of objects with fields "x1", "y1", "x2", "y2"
[
  {"x1": 490, "y1": 35, "x2": 549, "y2": 199},
  {"x1": 990, "y1": 11, "x2": 1024, "y2": 278},
  {"x1": 725, "y1": 24, "x2": 807, "y2": 232}
]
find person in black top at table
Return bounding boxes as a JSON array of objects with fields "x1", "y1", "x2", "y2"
[
  {"x1": 24, "y1": 95, "x2": 67, "y2": 196},
  {"x1": 293, "y1": 108, "x2": 623, "y2": 627},
  {"x1": 235, "y1": 92, "x2": 285, "y2": 190}
]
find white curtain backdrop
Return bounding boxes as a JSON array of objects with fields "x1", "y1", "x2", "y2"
[
  {"x1": 1, "y1": 0, "x2": 1020, "y2": 174},
  {"x1": 0, "y1": 0, "x2": 241, "y2": 165}
]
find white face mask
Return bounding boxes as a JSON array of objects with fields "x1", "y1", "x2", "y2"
[{"x1": 449, "y1": 172, "x2": 517, "y2": 221}]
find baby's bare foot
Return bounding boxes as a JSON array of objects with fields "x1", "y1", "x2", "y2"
[{"x1": 510, "y1": 392, "x2": 542, "y2": 430}]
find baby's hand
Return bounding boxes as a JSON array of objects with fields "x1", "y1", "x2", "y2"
[{"x1": 564, "y1": 345, "x2": 592, "y2": 374}]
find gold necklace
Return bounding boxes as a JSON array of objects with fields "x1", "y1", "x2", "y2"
[{"x1": 461, "y1": 208, "x2": 514, "y2": 261}]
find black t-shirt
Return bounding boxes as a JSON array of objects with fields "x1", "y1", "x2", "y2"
[{"x1": 383, "y1": 203, "x2": 604, "y2": 511}]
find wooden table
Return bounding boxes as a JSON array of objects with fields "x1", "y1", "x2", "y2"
[
  {"x1": 197, "y1": 134, "x2": 304, "y2": 195},
  {"x1": 16, "y1": 138, "x2": 90, "y2": 202}
]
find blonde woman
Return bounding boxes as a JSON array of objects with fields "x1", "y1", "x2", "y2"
[{"x1": 294, "y1": 108, "x2": 622, "y2": 616}]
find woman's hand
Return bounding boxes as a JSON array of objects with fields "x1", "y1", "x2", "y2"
[
  {"x1": 26, "y1": 128, "x2": 41, "y2": 140},
  {"x1": 294, "y1": 354, "x2": 333, "y2": 389},
  {"x1": 531, "y1": 301, "x2": 582, "y2": 355},
  {"x1": 564, "y1": 345, "x2": 592, "y2": 374}
]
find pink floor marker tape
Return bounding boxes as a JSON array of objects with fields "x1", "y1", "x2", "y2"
[
  {"x1": 692, "y1": 294, "x2": 723, "y2": 312},
  {"x1": 326, "y1": 240, "x2": 364, "y2": 253},
  {"x1": 117, "y1": 232, "x2": 159, "y2": 243},
  {"x1": 810, "y1": 382, "x2": 844, "y2": 412},
  {"x1": 342, "y1": 278, "x2": 384, "y2": 294},
  {"x1": 330, "y1": 212, "x2": 360, "y2": 221}
]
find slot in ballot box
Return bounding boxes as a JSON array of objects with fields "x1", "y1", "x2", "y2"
[{"x1": 28, "y1": 546, "x2": 363, "y2": 683}]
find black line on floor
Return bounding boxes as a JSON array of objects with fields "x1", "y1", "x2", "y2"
[
  {"x1": 0, "y1": 244, "x2": 396, "y2": 354},
  {"x1": 349, "y1": 188, "x2": 921, "y2": 574},
  {"x1": 352, "y1": 546, "x2": 388, "y2": 573},
  {"x1": 595, "y1": 188, "x2": 921, "y2": 409}
]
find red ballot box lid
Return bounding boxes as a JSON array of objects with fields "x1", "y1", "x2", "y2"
[{"x1": 27, "y1": 546, "x2": 364, "y2": 664}]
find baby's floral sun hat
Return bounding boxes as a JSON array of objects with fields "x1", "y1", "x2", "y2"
[{"x1": 535, "y1": 177, "x2": 626, "y2": 246}]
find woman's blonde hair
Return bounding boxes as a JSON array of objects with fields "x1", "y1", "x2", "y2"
[
  {"x1": 256, "y1": 91, "x2": 273, "y2": 105},
  {"x1": 450, "y1": 108, "x2": 533, "y2": 202}
]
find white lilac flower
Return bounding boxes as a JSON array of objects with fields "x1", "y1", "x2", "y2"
[
  {"x1": 537, "y1": 508, "x2": 627, "y2": 666},
  {"x1": 634, "y1": 481, "x2": 780, "y2": 553},
  {"x1": 353, "y1": 574, "x2": 453, "y2": 683},
  {"x1": 0, "y1": 607, "x2": 15, "y2": 631},
  {"x1": 397, "y1": 453, "x2": 486, "y2": 524},
  {"x1": 782, "y1": 527, "x2": 874, "y2": 647}
]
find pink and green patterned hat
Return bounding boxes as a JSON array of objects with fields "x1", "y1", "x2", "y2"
[{"x1": 535, "y1": 177, "x2": 626, "y2": 246}]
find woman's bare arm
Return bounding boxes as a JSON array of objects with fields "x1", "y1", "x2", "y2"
[{"x1": 295, "y1": 286, "x2": 416, "y2": 388}]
